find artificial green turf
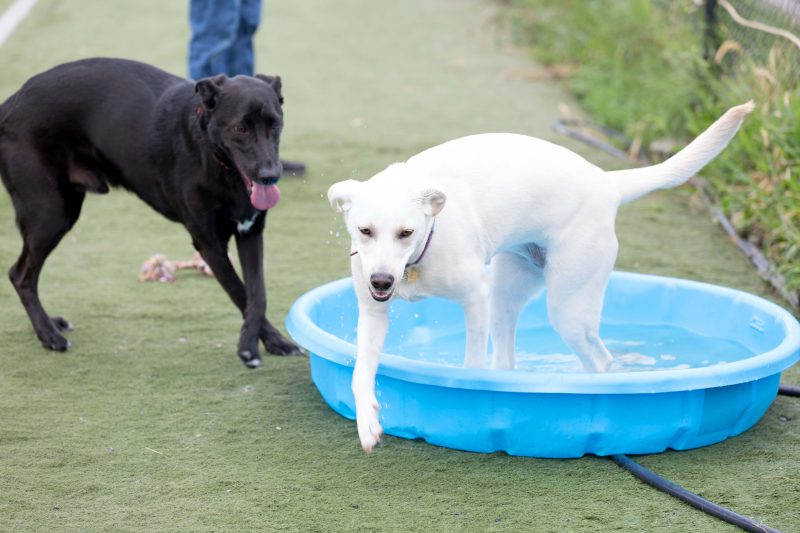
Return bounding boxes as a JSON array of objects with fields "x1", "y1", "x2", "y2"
[{"x1": 0, "y1": 0, "x2": 798, "y2": 531}]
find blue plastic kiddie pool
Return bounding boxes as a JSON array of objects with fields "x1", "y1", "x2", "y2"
[{"x1": 286, "y1": 272, "x2": 800, "y2": 457}]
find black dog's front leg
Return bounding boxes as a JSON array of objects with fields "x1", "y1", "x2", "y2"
[
  {"x1": 234, "y1": 229, "x2": 303, "y2": 362},
  {"x1": 186, "y1": 206, "x2": 301, "y2": 368},
  {"x1": 190, "y1": 238, "x2": 261, "y2": 366}
]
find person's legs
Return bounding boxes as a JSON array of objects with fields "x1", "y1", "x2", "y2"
[
  {"x1": 188, "y1": 0, "x2": 243, "y2": 79},
  {"x1": 226, "y1": 0, "x2": 261, "y2": 76},
  {"x1": 192, "y1": 0, "x2": 307, "y2": 176}
]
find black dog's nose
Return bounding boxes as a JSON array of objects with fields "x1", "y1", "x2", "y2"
[
  {"x1": 255, "y1": 173, "x2": 280, "y2": 186},
  {"x1": 370, "y1": 273, "x2": 394, "y2": 292}
]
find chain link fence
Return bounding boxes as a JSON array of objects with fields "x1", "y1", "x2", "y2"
[{"x1": 703, "y1": 0, "x2": 800, "y2": 83}]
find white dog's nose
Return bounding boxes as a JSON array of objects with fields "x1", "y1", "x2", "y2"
[{"x1": 370, "y1": 273, "x2": 394, "y2": 292}]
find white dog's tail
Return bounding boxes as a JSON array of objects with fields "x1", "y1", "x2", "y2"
[{"x1": 607, "y1": 101, "x2": 754, "y2": 204}]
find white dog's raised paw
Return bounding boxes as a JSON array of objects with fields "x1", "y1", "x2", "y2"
[
  {"x1": 356, "y1": 401, "x2": 383, "y2": 453},
  {"x1": 359, "y1": 425, "x2": 383, "y2": 453}
]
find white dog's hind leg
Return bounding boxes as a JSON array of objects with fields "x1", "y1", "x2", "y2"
[
  {"x1": 489, "y1": 249, "x2": 545, "y2": 370},
  {"x1": 545, "y1": 232, "x2": 618, "y2": 373}
]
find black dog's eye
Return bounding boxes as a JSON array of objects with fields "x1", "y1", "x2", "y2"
[
  {"x1": 359, "y1": 227, "x2": 372, "y2": 236},
  {"x1": 234, "y1": 124, "x2": 248, "y2": 134},
  {"x1": 398, "y1": 229, "x2": 414, "y2": 239}
]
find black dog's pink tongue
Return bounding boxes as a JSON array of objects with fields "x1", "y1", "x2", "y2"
[{"x1": 251, "y1": 183, "x2": 280, "y2": 210}]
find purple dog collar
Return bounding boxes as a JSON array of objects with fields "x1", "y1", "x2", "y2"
[{"x1": 406, "y1": 221, "x2": 435, "y2": 268}]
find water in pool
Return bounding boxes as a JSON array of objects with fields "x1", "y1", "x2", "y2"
[{"x1": 385, "y1": 323, "x2": 756, "y2": 373}]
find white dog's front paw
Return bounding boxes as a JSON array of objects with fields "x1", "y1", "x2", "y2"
[
  {"x1": 596, "y1": 354, "x2": 614, "y2": 373},
  {"x1": 463, "y1": 354, "x2": 486, "y2": 368},
  {"x1": 356, "y1": 398, "x2": 383, "y2": 453},
  {"x1": 585, "y1": 354, "x2": 614, "y2": 373}
]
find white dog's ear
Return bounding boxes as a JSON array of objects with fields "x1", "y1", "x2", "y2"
[
  {"x1": 328, "y1": 180, "x2": 360, "y2": 213},
  {"x1": 419, "y1": 189, "x2": 446, "y2": 217}
]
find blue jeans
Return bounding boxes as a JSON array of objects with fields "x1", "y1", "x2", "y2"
[{"x1": 188, "y1": 0, "x2": 262, "y2": 79}]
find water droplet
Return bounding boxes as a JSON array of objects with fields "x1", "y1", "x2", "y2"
[{"x1": 749, "y1": 316, "x2": 765, "y2": 332}]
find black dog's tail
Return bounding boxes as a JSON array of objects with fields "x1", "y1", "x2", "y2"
[
  {"x1": 0, "y1": 96, "x2": 13, "y2": 183},
  {"x1": 0, "y1": 94, "x2": 11, "y2": 143},
  {"x1": 0, "y1": 93, "x2": 11, "y2": 132},
  {"x1": 0, "y1": 106, "x2": 6, "y2": 165}
]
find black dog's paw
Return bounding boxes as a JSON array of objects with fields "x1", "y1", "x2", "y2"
[
  {"x1": 39, "y1": 331, "x2": 71, "y2": 352},
  {"x1": 38, "y1": 317, "x2": 72, "y2": 351},
  {"x1": 263, "y1": 334, "x2": 304, "y2": 357},
  {"x1": 238, "y1": 349, "x2": 263, "y2": 369},
  {"x1": 51, "y1": 316, "x2": 73, "y2": 332}
]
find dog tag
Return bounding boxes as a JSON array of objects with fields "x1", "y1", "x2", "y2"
[{"x1": 405, "y1": 267, "x2": 419, "y2": 283}]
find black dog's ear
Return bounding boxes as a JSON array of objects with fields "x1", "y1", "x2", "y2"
[
  {"x1": 256, "y1": 74, "x2": 283, "y2": 104},
  {"x1": 195, "y1": 74, "x2": 227, "y2": 110}
]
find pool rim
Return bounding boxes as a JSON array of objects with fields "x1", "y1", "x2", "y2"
[{"x1": 286, "y1": 272, "x2": 800, "y2": 395}]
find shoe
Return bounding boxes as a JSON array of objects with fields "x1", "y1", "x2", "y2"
[{"x1": 280, "y1": 159, "x2": 307, "y2": 177}]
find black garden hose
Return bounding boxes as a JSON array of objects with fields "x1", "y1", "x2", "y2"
[
  {"x1": 611, "y1": 454, "x2": 782, "y2": 533},
  {"x1": 778, "y1": 384, "x2": 800, "y2": 397},
  {"x1": 609, "y1": 384, "x2": 799, "y2": 532}
]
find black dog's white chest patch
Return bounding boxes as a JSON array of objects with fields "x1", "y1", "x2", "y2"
[{"x1": 237, "y1": 212, "x2": 261, "y2": 235}]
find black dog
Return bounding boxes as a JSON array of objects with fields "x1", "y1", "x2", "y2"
[{"x1": 0, "y1": 57, "x2": 302, "y2": 367}]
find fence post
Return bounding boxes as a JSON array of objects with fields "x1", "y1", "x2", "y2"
[{"x1": 703, "y1": 0, "x2": 720, "y2": 60}]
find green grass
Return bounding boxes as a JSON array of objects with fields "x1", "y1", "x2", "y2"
[{"x1": 0, "y1": 0, "x2": 798, "y2": 531}]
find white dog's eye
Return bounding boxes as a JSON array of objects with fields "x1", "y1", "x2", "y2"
[
  {"x1": 398, "y1": 229, "x2": 414, "y2": 239},
  {"x1": 359, "y1": 227, "x2": 372, "y2": 236}
]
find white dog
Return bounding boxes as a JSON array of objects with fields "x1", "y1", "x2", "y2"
[{"x1": 328, "y1": 102, "x2": 753, "y2": 452}]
